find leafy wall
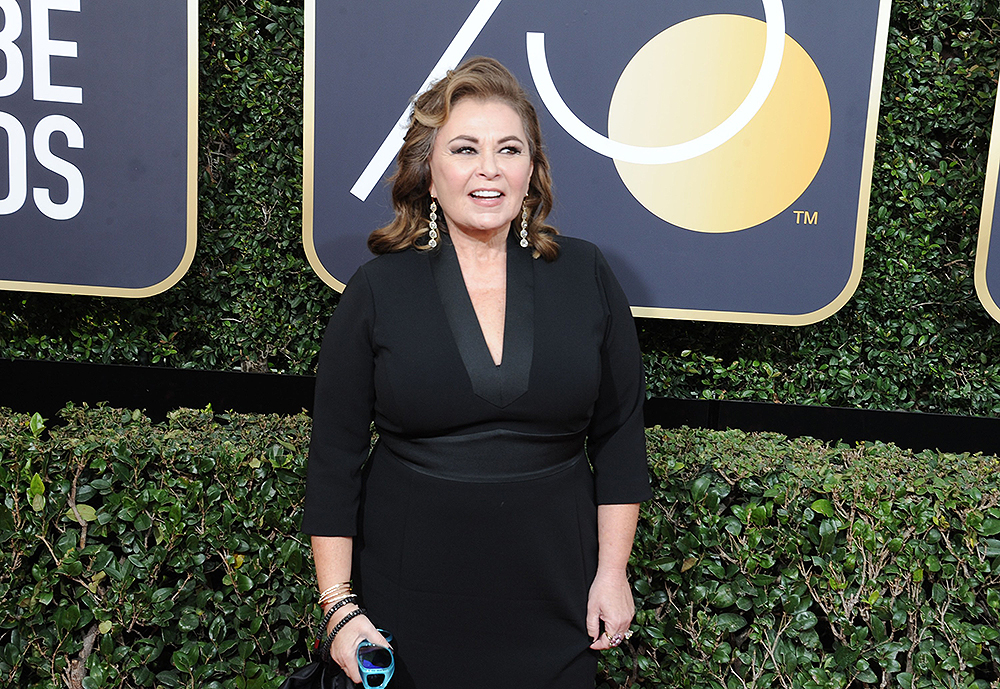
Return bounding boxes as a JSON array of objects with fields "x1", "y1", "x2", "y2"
[
  {"x1": 3, "y1": 407, "x2": 999, "y2": 688},
  {"x1": 0, "y1": 407, "x2": 1000, "y2": 689},
  {"x1": 1, "y1": 0, "x2": 999, "y2": 416}
]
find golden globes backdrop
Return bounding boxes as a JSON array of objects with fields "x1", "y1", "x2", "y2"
[
  {"x1": 304, "y1": 0, "x2": 891, "y2": 324},
  {"x1": 0, "y1": 1, "x2": 197, "y2": 297},
  {"x1": 977, "y1": 78, "x2": 1000, "y2": 324}
]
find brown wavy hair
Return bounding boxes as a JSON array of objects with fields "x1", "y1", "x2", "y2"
[{"x1": 368, "y1": 57, "x2": 559, "y2": 260}]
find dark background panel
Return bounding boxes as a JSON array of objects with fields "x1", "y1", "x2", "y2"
[{"x1": 4, "y1": 358, "x2": 998, "y2": 457}]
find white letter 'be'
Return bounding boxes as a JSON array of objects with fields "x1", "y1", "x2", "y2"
[{"x1": 32, "y1": 0, "x2": 82, "y2": 104}]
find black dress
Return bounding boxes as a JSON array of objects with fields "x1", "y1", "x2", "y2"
[{"x1": 303, "y1": 232, "x2": 651, "y2": 689}]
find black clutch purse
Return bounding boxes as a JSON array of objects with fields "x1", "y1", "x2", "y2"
[{"x1": 278, "y1": 659, "x2": 357, "y2": 689}]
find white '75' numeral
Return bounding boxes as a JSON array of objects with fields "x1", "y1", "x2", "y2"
[{"x1": 350, "y1": 0, "x2": 504, "y2": 202}]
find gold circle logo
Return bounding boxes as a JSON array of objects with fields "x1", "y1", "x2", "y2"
[{"x1": 608, "y1": 14, "x2": 831, "y2": 233}]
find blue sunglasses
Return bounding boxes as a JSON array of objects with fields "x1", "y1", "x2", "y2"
[{"x1": 357, "y1": 630, "x2": 394, "y2": 688}]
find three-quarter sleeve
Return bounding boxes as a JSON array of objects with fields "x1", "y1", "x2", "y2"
[
  {"x1": 586, "y1": 249, "x2": 652, "y2": 505},
  {"x1": 302, "y1": 266, "x2": 377, "y2": 536}
]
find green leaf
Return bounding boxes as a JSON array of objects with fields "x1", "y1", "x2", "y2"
[
  {"x1": 855, "y1": 660, "x2": 877, "y2": 684},
  {"x1": 987, "y1": 589, "x2": 999, "y2": 610},
  {"x1": 29, "y1": 412, "x2": 45, "y2": 438},
  {"x1": 980, "y1": 518, "x2": 1000, "y2": 536},
  {"x1": 711, "y1": 584, "x2": 736, "y2": 608},
  {"x1": 792, "y1": 611, "x2": 818, "y2": 631},
  {"x1": 209, "y1": 615, "x2": 227, "y2": 642},
  {"x1": 28, "y1": 473, "x2": 45, "y2": 497},
  {"x1": 66, "y1": 504, "x2": 98, "y2": 522},
  {"x1": 691, "y1": 476, "x2": 711, "y2": 503},
  {"x1": 0, "y1": 504, "x2": 15, "y2": 540},
  {"x1": 151, "y1": 587, "x2": 175, "y2": 604},
  {"x1": 714, "y1": 613, "x2": 747, "y2": 632},
  {"x1": 810, "y1": 499, "x2": 834, "y2": 518},
  {"x1": 56, "y1": 604, "x2": 81, "y2": 631}
]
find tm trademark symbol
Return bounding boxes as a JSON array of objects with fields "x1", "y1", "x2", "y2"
[{"x1": 793, "y1": 210, "x2": 819, "y2": 225}]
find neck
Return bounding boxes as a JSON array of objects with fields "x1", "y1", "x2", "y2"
[{"x1": 450, "y1": 226, "x2": 509, "y2": 262}]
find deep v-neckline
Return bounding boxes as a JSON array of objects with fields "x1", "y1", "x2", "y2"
[
  {"x1": 430, "y1": 233, "x2": 534, "y2": 408},
  {"x1": 461, "y1": 250, "x2": 507, "y2": 367}
]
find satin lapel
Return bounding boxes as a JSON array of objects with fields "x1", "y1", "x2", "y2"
[
  {"x1": 429, "y1": 235, "x2": 533, "y2": 408},
  {"x1": 501, "y1": 232, "x2": 534, "y2": 405}
]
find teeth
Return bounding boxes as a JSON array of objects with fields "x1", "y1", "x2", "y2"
[{"x1": 471, "y1": 190, "x2": 501, "y2": 198}]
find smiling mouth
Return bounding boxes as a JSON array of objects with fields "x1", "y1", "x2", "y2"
[{"x1": 470, "y1": 190, "x2": 502, "y2": 198}]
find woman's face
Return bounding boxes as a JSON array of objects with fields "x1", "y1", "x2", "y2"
[{"x1": 428, "y1": 98, "x2": 534, "y2": 239}]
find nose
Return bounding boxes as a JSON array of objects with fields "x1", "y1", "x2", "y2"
[{"x1": 478, "y1": 150, "x2": 499, "y2": 178}]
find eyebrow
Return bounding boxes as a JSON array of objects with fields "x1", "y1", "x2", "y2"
[{"x1": 447, "y1": 134, "x2": 526, "y2": 146}]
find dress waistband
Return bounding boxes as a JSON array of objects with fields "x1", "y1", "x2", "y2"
[{"x1": 378, "y1": 428, "x2": 586, "y2": 483}]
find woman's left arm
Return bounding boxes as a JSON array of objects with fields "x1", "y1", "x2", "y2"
[
  {"x1": 587, "y1": 502, "x2": 641, "y2": 649},
  {"x1": 584, "y1": 245, "x2": 650, "y2": 649}
]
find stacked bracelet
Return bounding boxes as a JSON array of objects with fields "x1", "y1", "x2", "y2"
[
  {"x1": 313, "y1": 595, "x2": 359, "y2": 650},
  {"x1": 318, "y1": 582, "x2": 352, "y2": 608},
  {"x1": 318, "y1": 607, "x2": 366, "y2": 662}
]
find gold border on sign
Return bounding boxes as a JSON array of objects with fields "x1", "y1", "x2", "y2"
[
  {"x1": 975, "y1": 71, "x2": 1000, "y2": 324},
  {"x1": 0, "y1": 1, "x2": 199, "y2": 298},
  {"x1": 301, "y1": 0, "x2": 346, "y2": 291}
]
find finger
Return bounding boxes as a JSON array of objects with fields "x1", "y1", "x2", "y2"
[
  {"x1": 334, "y1": 616, "x2": 375, "y2": 684},
  {"x1": 589, "y1": 634, "x2": 612, "y2": 651},
  {"x1": 603, "y1": 622, "x2": 627, "y2": 638},
  {"x1": 594, "y1": 628, "x2": 626, "y2": 650},
  {"x1": 332, "y1": 643, "x2": 364, "y2": 685},
  {"x1": 586, "y1": 608, "x2": 601, "y2": 641},
  {"x1": 345, "y1": 660, "x2": 363, "y2": 685}
]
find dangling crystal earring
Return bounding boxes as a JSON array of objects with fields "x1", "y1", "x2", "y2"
[
  {"x1": 519, "y1": 202, "x2": 529, "y2": 248},
  {"x1": 428, "y1": 199, "x2": 439, "y2": 248}
]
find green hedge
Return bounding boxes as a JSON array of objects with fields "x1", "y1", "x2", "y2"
[
  {"x1": 1, "y1": 0, "x2": 1000, "y2": 416},
  {"x1": 3, "y1": 407, "x2": 999, "y2": 688},
  {"x1": 627, "y1": 427, "x2": 1000, "y2": 688}
]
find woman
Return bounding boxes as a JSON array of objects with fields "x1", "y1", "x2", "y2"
[{"x1": 303, "y1": 57, "x2": 651, "y2": 688}]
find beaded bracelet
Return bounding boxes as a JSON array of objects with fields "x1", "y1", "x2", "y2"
[
  {"x1": 318, "y1": 607, "x2": 366, "y2": 663},
  {"x1": 313, "y1": 595, "x2": 358, "y2": 650}
]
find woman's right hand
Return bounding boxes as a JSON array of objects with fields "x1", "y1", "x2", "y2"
[{"x1": 327, "y1": 607, "x2": 391, "y2": 684}]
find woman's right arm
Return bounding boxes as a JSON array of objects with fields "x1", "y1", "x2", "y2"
[
  {"x1": 312, "y1": 536, "x2": 389, "y2": 683},
  {"x1": 305, "y1": 268, "x2": 387, "y2": 678}
]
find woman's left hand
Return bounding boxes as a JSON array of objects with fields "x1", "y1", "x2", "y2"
[{"x1": 586, "y1": 568, "x2": 635, "y2": 650}]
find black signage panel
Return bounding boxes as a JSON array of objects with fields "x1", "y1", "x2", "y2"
[
  {"x1": 304, "y1": 0, "x2": 891, "y2": 324},
  {"x1": 0, "y1": 0, "x2": 196, "y2": 297}
]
